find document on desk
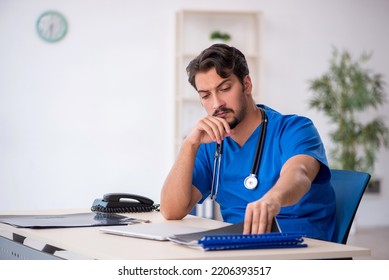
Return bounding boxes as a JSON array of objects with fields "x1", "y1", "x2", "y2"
[
  {"x1": 169, "y1": 219, "x2": 280, "y2": 246},
  {"x1": 100, "y1": 221, "x2": 248, "y2": 242},
  {"x1": 100, "y1": 223, "x2": 207, "y2": 241},
  {"x1": 168, "y1": 219, "x2": 294, "y2": 250},
  {"x1": 168, "y1": 222, "x2": 245, "y2": 247},
  {"x1": 100, "y1": 218, "x2": 287, "y2": 251},
  {"x1": 169, "y1": 224, "x2": 307, "y2": 251},
  {"x1": 0, "y1": 212, "x2": 146, "y2": 229}
]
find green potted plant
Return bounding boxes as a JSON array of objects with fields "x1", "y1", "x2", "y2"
[
  {"x1": 209, "y1": 30, "x2": 231, "y2": 43},
  {"x1": 307, "y1": 48, "x2": 389, "y2": 190}
]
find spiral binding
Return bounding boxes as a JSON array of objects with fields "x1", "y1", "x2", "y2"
[
  {"x1": 200, "y1": 232, "x2": 304, "y2": 244},
  {"x1": 198, "y1": 232, "x2": 307, "y2": 251}
]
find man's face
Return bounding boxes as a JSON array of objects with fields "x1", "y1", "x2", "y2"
[{"x1": 195, "y1": 68, "x2": 250, "y2": 129}]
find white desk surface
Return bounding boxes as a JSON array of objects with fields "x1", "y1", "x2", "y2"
[{"x1": 0, "y1": 209, "x2": 370, "y2": 260}]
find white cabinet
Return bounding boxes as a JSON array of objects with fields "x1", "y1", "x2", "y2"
[{"x1": 174, "y1": 10, "x2": 262, "y2": 218}]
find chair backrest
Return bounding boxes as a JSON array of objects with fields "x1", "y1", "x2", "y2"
[{"x1": 330, "y1": 169, "x2": 371, "y2": 244}]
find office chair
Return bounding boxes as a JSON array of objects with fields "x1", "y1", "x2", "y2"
[{"x1": 330, "y1": 169, "x2": 371, "y2": 244}]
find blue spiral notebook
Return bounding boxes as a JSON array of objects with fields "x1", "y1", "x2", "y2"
[
  {"x1": 168, "y1": 218, "x2": 280, "y2": 246},
  {"x1": 198, "y1": 232, "x2": 307, "y2": 251}
]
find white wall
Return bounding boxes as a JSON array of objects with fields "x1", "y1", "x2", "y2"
[{"x1": 1, "y1": 0, "x2": 388, "y2": 228}]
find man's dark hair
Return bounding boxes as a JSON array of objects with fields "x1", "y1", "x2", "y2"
[{"x1": 186, "y1": 44, "x2": 250, "y2": 90}]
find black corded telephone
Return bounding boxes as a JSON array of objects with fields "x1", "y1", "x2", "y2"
[{"x1": 91, "y1": 193, "x2": 159, "y2": 213}]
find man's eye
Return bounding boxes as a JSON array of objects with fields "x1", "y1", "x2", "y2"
[
  {"x1": 200, "y1": 94, "x2": 210, "y2": 100},
  {"x1": 220, "y1": 86, "x2": 231, "y2": 92}
]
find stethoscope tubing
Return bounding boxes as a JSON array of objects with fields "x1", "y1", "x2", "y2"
[
  {"x1": 211, "y1": 140, "x2": 223, "y2": 200},
  {"x1": 210, "y1": 107, "x2": 268, "y2": 200},
  {"x1": 251, "y1": 108, "x2": 268, "y2": 178}
]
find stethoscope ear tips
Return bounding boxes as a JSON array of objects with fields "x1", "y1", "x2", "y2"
[{"x1": 244, "y1": 174, "x2": 258, "y2": 190}]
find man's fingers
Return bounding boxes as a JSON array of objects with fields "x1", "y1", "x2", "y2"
[
  {"x1": 202, "y1": 118, "x2": 224, "y2": 143},
  {"x1": 198, "y1": 116, "x2": 231, "y2": 144},
  {"x1": 244, "y1": 201, "x2": 277, "y2": 234},
  {"x1": 243, "y1": 207, "x2": 253, "y2": 234}
]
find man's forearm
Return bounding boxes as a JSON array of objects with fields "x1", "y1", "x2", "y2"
[
  {"x1": 160, "y1": 139, "x2": 201, "y2": 219},
  {"x1": 265, "y1": 155, "x2": 319, "y2": 207}
]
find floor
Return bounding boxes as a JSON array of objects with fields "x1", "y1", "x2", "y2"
[{"x1": 347, "y1": 226, "x2": 389, "y2": 259}]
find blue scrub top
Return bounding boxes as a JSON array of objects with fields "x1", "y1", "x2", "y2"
[{"x1": 192, "y1": 105, "x2": 336, "y2": 241}]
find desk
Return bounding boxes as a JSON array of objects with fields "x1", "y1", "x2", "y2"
[{"x1": 0, "y1": 209, "x2": 370, "y2": 260}]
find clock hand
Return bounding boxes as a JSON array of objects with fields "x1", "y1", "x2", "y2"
[{"x1": 49, "y1": 24, "x2": 54, "y2": 37}]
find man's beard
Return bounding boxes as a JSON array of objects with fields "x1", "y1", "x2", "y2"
[
  {"x1": 228, "y1": 116, "x2": 240, "y2": 129},
  {"x1": 212, "y1": 107, "x2": 245, "y2": 130}
]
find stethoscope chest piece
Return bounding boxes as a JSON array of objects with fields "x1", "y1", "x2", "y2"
[{"x1": 244, "y1": 174, "x2": 258, "y2": 190}]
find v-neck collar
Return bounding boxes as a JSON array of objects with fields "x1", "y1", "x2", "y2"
[{"x1": 225, "y1": 123, "x2": 262, "y2": 152}]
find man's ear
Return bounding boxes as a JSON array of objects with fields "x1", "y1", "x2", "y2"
[{"x1": 243, "y1": 75, "x2": 253, "y2": 95}]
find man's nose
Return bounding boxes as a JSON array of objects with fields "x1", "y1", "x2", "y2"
[{"x1": 212, "y1": 93, "x2": 224, "y2": 110}]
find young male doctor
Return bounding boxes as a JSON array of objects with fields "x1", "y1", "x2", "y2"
[{"x1": 160, "y1": 44, "x2": 335, "y2": 241}]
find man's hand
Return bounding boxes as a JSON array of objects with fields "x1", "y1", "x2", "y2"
[
  {"x1": 186, "y1": 115, "x2": 233, "y2": 145},
  {"x1": 243, "y1": 197, "x2": 281, "y2": 234}
]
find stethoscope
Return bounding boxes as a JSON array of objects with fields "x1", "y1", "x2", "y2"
[{"x1": 210, "y1": 107, "x2": 268, "y2": 200}]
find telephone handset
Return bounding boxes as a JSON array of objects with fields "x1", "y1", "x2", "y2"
[{"x1": 91, "y1": 193, "x2": 159, "y2": 213}]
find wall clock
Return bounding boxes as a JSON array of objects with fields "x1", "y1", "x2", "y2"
[{"x1": 36, "y1": 11, "x2": 68, "y2": 43}]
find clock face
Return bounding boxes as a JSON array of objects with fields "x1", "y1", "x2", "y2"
[{"x1": 36, "y1": 11, "x2": 68, "y2": 42}]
